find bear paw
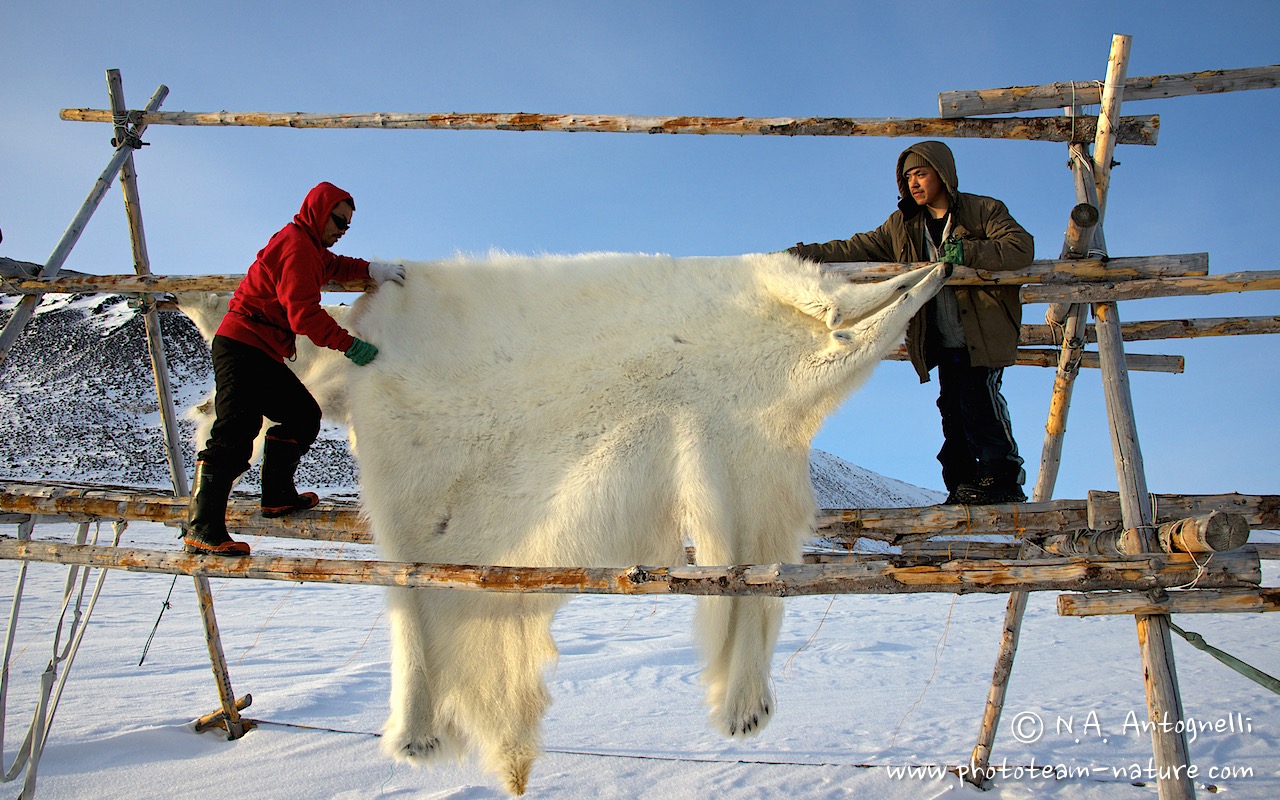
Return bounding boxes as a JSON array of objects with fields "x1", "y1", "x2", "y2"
[{"x1": 712, "y1": 692, "x2": 773, "y2": 738}]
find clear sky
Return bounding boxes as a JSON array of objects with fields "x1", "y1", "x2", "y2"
[{"x1": 3, "y1": 0, "x2": 1277, "y2": 501}]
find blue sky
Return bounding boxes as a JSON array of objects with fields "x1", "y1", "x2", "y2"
[{"x1": 3, "y1": 0, "x2": 1277, "y2": 501}]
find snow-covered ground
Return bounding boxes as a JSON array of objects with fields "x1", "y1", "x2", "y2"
[{"x1": 2, "y1": 521, "x2": 1275, "y2": 799}]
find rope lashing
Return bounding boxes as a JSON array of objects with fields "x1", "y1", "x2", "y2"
[{"x1": 1170, "y1": 621, "x2": 1280, "y2": 695}]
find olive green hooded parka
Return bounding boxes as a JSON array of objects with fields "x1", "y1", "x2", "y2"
[{"x1": 790, "y1": 141, "x2": 1034, "y2": 383}]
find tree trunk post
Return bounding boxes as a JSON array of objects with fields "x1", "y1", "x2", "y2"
[
  {"x1": 969, "y1": 34, "x2": 1131, "y2": 788},
  {"x1": 105, "y1": 69, "x2": 248, "y2": 741}
]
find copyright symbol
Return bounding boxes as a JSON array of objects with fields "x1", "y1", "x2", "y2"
[{"x1": 1011, "y1": 711, "x2": 1043, "y2": 744}]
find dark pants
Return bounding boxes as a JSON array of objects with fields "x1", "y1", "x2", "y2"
[
  {"x1": 935, "y1": 347, "x2": 1024, "y2": 491},
  {"x1": 197, "y1": 335, "x2": 321, "y2": 477}
]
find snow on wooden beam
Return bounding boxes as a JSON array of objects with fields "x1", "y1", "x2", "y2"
[
  {"x1": 0, "y1": 540, "x2": 1261, "y2": 596},
  {"x1": 58, "y1": 108, "x2": 1162, "y2": 145},
  {"x1": 1058, "y1": 586, "x2": 1280, "y2": 616},
  {"x1": 938, "y1": 64, "x2": 1280, "y2": 118}
]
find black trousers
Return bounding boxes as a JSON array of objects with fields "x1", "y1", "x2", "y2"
[
  {"x1": 197, "y1": 335, "x2": 321, "y2": 476},
  {"x1": 935, "y1": 347, "x2": 1024, "y2": 491}
]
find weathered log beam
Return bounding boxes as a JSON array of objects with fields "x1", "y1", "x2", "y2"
[
  {"x1": 0, "y1": 540, "x2": 1259, "y2": 596},
  {"x1": 0, "y1": 254, "x2": 1210, "y2": 296},
  {"x1": 1024, "y1": 270, "x2": 1280, "y2": 304},
  {"x1": 939, "y1": 64, "x2": 1280, "y2": 118},
  {"x1": 1088, "y1": 490, "x2": 1280, "y2": 532},
  {"x1": 1022, "y1": 316, "x2": 1280, "y2": 345},
  {"x1": 884, "y1": 345, "x2": 1183, "y2": 374},
  {"x1": 0, "y1": 482, "x2": 370, "y2": 544},
  {"x1": 58, "y1": 108, "x2": 1162, "y2": 145},
  {"x1": 818, "y1": 501, "x2": 1091, "y2": 545},
  {"x1": 824, "y1": 253, "x2": 1206, "y2": 285},
  {"x1": 1058, "y1": 586, "x2": 1280, "y2": 617},
  {"x1": 903, "y1": 540, "x2": 1022, "y2": 561},
  {"x1": 1062, "y1": 202, "x2": 1100, "y2": 259},
  {"x1": 4, "y1": 482, "x2": 1272, "y2": 550},
  {"x1": 2, "y1": 481, "x2": 1269, "y2": 547},
  {"x1": 1038, "y1": 512, "x2": 1250, "y2": 556}
]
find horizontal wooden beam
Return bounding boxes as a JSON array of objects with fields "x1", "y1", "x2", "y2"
[
  {"x1": 1087, "y1": 490, "x2": 1280, "y2": 532},
  {"x1": 57, "y1": 108, "x2": 1162, "y2": 145},
  {"x1": 1038, "y1": 512, "x2": 1251, "y2": 556},
  {"x1": 818, "y1": 501, "x2": 1092, "y2": 545},
  {"x1": 1021, "y1": 315, "x2": 1280, "y2": 346},
  {"x1": 883, "y1": 345, "x2": 1183, "y2": 374},
  {"x1": 1023, "y1": 270, "x2": 1280, "y2": 304},
  {"x1": 939, "y1": 64, "x2": 1280, "y2": 118},
  {"x1": 0, "y1": 254, "x2": 1210, "y2": 297},
  {"x1": 0, "y1": 482, "x2": 370, "y2": 544},
  {"x1": 824, "y1": 253, "x2": 1207, "y2": 285},
  {"x1": 7, "y1": 482, "x2": 1273, "y2": 550},
  {"x1": 0, "y1": 539, "x2": 1259, "y2": 596},
  {"x1": 1058, "y1": 585, "x2": 1280, "y2": 617}
]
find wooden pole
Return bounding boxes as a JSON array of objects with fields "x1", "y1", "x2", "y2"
[
  {"x1": 19, "y1": 266, "x2": 1274, "y2": 304},
  {"x1": 0, "y1": 253, "x2": 1210, "y2": 296},
  {"x1": 104, "y1": 69, "x2": 247, "y2": 742},
  {"x1": 1059, "y1": 587, "x2": 1280, "y2": 617},
  {"x1": 939, "y1": 64, "x2": 1280, "y2": 118},
  {"x1": 0, "y1": 85, "x2": 168, "y2": 370},
  {"x1": 57, "y1": 108, "x2": 1162, "y2": 145},
  {"x1": 1037, "y1": 512, "x2": 1250, "y2": 556},
  {"x1": 5, "y1": 481, "x2": 1275, "y2": 549},
  {"x1": 0, "y1": 540, "x2": 1260, "y2": 596},
  {"x1": 1062, "y1": 202, "x2": 1100, "y2": 259},
  {"x1": 970, "y1": 37, "x2": 1130, "y2": 787},
  {"x1": 1092, "y1": 35, "x2": 1131, "y2": 221},
  {"x1": 1087, "y1": 490, "x2": 1280, "y2": 532},
  {"x1": 882, "y1": 347, "x2": 1184, "y2": 374},
  {"x1": 1096, "y1": 299, "x2": 1195, "y2": 800},
  {"x1": 1021, "y1": 315, "x2": 1280, "y2": 345}
]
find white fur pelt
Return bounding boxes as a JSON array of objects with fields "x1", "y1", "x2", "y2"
[{"x1": 345, "y1": 251, "x2": 947, "y2": 795}]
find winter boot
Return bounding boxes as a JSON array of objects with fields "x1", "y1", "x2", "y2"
[
  {"x1": 954, "y1": 476, "x2": 1027, "y2": 505},
  {"x1": 260, "y1": 436, "x2": 320, "y2": 518},
  {"x1": 184, "y1": 461, "x2": 251, "y2": 556}
]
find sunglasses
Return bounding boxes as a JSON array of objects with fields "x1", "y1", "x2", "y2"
[{"x1": 330, "y1": 212, "x2": 351, "y2": 231}]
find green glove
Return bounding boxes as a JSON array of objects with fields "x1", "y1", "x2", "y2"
[
  {"x1": 345, "y1": 337, "x2": 379, "y2": 366},
  {"x1": 941, "y1": 236, "x2": 964, "y2": 266}
]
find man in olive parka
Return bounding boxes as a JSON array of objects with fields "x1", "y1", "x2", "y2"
[{"x1": 789, "y1": 141, "x2": 1034, "y2": 504}]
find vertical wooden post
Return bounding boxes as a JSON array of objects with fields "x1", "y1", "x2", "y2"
[
  {"x1": 1091, "y1": 35, "x2": 1131, "y2": 221},
  {"x1": 104, "y1": 70, "x2": 246, "y2": 740},
  {"x1": 1095, "y1": 301, "x2": 1194, "y2": 799},
  {"x1": 1092, "y1": 34, "x2": 1194, "y2": 800},
  {"x1": 968, "y1": 34, "x2": 1131, "y2": 787}
]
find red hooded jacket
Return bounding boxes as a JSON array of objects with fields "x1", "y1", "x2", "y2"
[{"x1": 216, "y1": 182, "x2": 370, "y2": 362}]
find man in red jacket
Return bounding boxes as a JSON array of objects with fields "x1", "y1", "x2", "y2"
[{"x1": 184, "y1": 181, "x2": 405, "y2": 555}]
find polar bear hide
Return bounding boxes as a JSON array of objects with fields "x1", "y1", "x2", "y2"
[{"x1": 344, "y1": 251, "x2": 947, "y2": 795}]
